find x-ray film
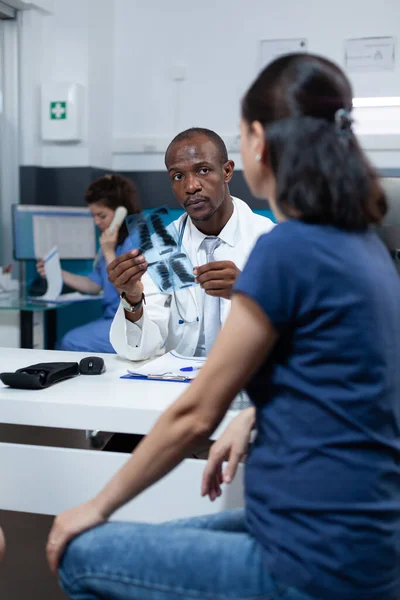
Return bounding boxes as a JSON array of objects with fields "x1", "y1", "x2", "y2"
[{"x1": 126, "y1": 207, "x2": 196, "y2": 294}]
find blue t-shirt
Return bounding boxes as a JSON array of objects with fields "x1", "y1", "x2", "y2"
[
  {"x1": 234, "y1": 220, "x2": 400, "y2": 600},
  {"x1": 87, "y1": 235, "x2": 134, "y2": 319}
]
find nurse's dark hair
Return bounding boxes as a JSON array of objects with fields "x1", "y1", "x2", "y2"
[
  {"x1": 242, "y1": 53, "x2": 387, "y2": 229},
  {"x1": 84, "y1": 174, "x2": 140, "y2": 244}
]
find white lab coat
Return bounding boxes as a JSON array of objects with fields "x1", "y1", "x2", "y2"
[{"x1": 110, "y1": 197, "x2": 274, "y2": 361}]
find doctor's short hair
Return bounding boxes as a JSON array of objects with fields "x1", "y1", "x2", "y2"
[
  {"x1": 165, "y1": 128, "x2": 229, "y2": 166},
  {"x1": 242, "y1": 53, "x2": 386, "y2": 230},
  {"x1": 85, "y1": 173, "x2": 141, "y2": 244}
]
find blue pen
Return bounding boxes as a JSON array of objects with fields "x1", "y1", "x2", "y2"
[{"x1": 180, "y1": 366, "x2": 201, "y2": 372}]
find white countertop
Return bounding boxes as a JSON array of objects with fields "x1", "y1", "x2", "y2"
[{"x1": 0, "y1": 348, "x2": 236, "y2": 437}]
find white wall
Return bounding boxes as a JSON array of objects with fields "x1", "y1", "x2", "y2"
[
  {"x1": 17, "y1": 0, "x2": 400, "y2": 171},
  {"x1": 0, "y1": 18, "x2": 19, "y2": 265},
  {"x1": 6, "y1": 0, "x2": 53, "y2": 11},
  {"x1": 19, "y1": 0, "x2": 114, "y2": 168},
  {"x1": 112, "y1": 0, "x2": 400, "y2": 171},
  {"x1": 113, "y1": 0, "x2": 400, "y2": 136}
]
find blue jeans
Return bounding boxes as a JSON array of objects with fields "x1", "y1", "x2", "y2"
[{"x1": 59, "y1": 509, "x2": 317, "y2": 600}]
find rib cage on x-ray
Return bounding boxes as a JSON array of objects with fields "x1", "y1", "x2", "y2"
[
  {"x1": 126, "y1": 207, "x2": 196, "y2": 294},
  {"x1": 150, "y1": 213, "x2": 177, "y2": 249},
  {"x1": 155, "y1": 262, "x2": 172, "y2": 292},
  {"x1": 171, "y1": 254, "x2": 196, "y2": 284},
  {"x1": 137, "y1": 220, "x2": 153, "y2": 253}
]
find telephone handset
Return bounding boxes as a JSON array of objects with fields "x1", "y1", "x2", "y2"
[
  {"x1": 108, "y1": 206, "x2": 128, "y2": 233},
  {"x1": 93, "y1": 206, "x2": 128, "y2": 267}
]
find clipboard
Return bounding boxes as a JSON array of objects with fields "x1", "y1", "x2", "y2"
[
  {"x1": 120, "y1": 373, "x2": 191, "y2": 383},
  {"x1": 121, "y1": 351, "x2": 205, "y2": 383}
]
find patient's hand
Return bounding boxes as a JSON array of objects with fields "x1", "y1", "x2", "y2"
[
  {"x1": 36, "y1": 258, "x2": 46, "y2": 279},
  {"x1": 201, "y1": 407, "x2": 255, "y2": 501},
  {"x1": 47, "y1": 499, "x2": 105, "y2": 574},
  {"x1": 107, "y1": 250, "x2": 148, "y2": 304}
]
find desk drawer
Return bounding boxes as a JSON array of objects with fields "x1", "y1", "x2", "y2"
[{"x1": 1, "y1": 442, "x2": 244, "y2": 522}]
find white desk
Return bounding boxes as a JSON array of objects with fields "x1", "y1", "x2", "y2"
[{"x1": 0, "y1": 348, "x2": 244, "y2": 523}]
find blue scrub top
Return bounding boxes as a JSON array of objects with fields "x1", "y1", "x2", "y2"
[
  {"x1": 87, "y1": 235, "x2": 135, "y2": 319},
  {"x1": 234, "y1": 219, "x2": 400, "y2": 600}
]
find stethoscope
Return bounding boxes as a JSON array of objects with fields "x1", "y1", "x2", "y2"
[
  {"x1": 177, "y1": 214, "x2": 188, "y2": 250},
  {"x1": 174, "y1": 215, "x2": 200, "y2": 326}
]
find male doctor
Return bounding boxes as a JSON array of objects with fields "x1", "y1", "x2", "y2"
[{"x1": 107, "y1": 127, "x2": 274, "y2": 360}]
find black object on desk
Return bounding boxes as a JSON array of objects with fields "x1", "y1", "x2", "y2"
[
  {"x1": 0, "y1": 362, "x2": 80, "y2": 389},
  {"x1": 79, "y1": 356, "x2": 106, "y2": 375}
]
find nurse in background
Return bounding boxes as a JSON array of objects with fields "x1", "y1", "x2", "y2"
[{"x1": 37, "y1": 174, "x2": 140, "y2": 353}]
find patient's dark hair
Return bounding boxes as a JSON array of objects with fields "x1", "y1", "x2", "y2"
[
  {"x1": 165, "y1": 128, "x2": 228, "y2": 166},
  {"x1": 85, "y1": 174, "x2": 140, "y2": 244},
  {"x1": 242, "y1": 53, "x2": 386, "y2": 230}
]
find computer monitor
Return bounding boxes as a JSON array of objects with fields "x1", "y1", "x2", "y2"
[{"x1": 13, "y1": 205, "x2": 97, "y2": 260}]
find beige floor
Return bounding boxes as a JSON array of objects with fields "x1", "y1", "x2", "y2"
[{"x1": 0, "y1": 424, "x2": 95, "y2": 600}]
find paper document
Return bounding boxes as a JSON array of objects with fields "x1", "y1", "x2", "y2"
[
  {"x1": 345, "y1": 37, "x2": 395, "y2": 72},
  {"x1": 39, "y1": 246, "x2": 63, "y2": 301},
  {"x1": 126, "y1": 352, "x2": 206, "y2": 382},
  {"x1": 33, "y1": 247, "x2": 103, "y2": 304}
]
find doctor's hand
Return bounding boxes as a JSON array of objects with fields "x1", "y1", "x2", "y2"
[
  {"x1": 36, "y1": 258, "x2": 46, "y2": 279},
  {"x1": 46, "y1": 499, "x2": 106, "y2": 574},
  {"x1": 194, "y1": 261, "x2": 240, "y2": 300},
  {"x1": 107, "y1": 250, "x2": 148, "y2": 303},
  {"x1": 201, "y1": 407, "x2": 255, "y2": 501}
]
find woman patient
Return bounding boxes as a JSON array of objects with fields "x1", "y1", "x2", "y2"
[
  {"x1": 47, "y1": 53, "x2": 400, "y2": 600},
  {"x1": 37, "y1": 174, "x2": 140, "y2": 353}
]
